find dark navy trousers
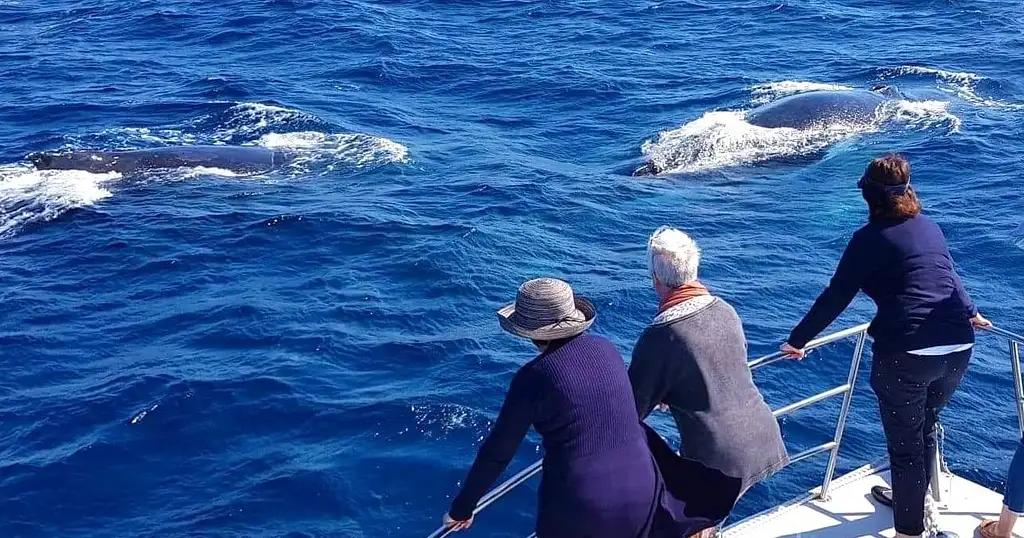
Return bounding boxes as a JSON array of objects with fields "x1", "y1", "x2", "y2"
[{"x1": 869, "y1": 349, "x2": 972, "y2": 536}]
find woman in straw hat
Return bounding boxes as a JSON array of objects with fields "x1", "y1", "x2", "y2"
[{"x1": 442, "y1": 277, "x2": 710, "y2": 538}]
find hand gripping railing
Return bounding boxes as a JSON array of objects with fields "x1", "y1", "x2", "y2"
[
  {"x1": 427, "y1": 460, "x2": 544, "y2": 538},
  {"x1": 426, "y1": 323, "x2": 872, "y2": 538}
]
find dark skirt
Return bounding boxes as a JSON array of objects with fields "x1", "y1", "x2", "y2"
[
  {"x1": 534, "y1": 439, "x2": 712, "y2": 538},
  {"x1": 642, "y1": 423, "x2": 743, "y2": 533}
]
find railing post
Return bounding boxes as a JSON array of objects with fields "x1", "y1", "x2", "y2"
[
  {"x1": 929, "y1": 422, "x2": 944, "y2": 504},
  {"x1": 818, "y1": 331, "x2": 867, "y2": 501},
  {"x1": 1010, "y1": 340, "x2": 1024, "y2": 440}
]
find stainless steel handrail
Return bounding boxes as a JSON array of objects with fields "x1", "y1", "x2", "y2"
[
  {"x1": 426, "y1": 322, "x2": 1024, "y2": 537},
  {"x1": 984, "y1": 327, "x2": 1024, "y2": 439},
  {"x1": 820, "y1": 330, "x2": 867, "y2": 499},
  {"x1": 747, "y1": 323, "x2": 870, "y2": 371},
  {"x1": 985, "y1": 326, "x2": 1024, "y2": 345},
  {"x1": 427, "y1": 460, "x2": 544, "y2": 538},
  {"x1": 1011, "y1": 341, "x2": 1023, "y2": 439}
]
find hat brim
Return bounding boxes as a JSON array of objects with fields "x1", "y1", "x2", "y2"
[{"x1": 496, "y1": 297, "x2": 596, "y2": 340}]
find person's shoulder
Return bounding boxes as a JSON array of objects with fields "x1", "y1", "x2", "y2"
[
  {"x1": 570, "y1": 332, "x2": 626, "y2": 360},
  {"x1": 652, "y1": 297, "x2": 737, "y2": 339},
  {"x1": 631, "y1": 323, "x2": 672, "y2": 360},
  {"x1": 709, "y1": 294, "x2": 736, "y2": 313},
  {"x1": 913, "y1": 213, "x2": 943, "y2": 233},
  {"x1": 577, "y1": 331, "x2": 613, "y2": 350},
  {"x1": 852, "y1": 220, "x2": 879, "y2": 240},
  {"x1": 702, "y1": 297, "x2": 746, "y2": 332},
  {"x1": 889, "y1": 214, "x2": 946, "y2": 242}
]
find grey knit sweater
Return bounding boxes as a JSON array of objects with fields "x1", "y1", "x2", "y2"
[{"x1": 628, "y1": 296, "x2": 789, "y2": 492}]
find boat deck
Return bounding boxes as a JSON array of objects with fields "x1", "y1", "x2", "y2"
[{"x1": 723, "y1": 461, "x2": 1019, "y2": 538}]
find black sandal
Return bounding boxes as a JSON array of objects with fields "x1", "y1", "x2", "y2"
[{"x1": 870, "y1": 485, "x2": 893, "y2": 507}]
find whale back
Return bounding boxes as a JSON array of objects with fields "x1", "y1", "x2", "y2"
[
  {"x1": 116, "y1": 146, "x2": 280, "y2": 173},
  {"x1": 745, "y1": 90, "x2": 887, "y2": 130},
  {"x1": 31, "y1": 145, "x2": 285, "y2": 174},
  {"x1": 30, "y1": 150, "x2": 120, "y2": 173}
]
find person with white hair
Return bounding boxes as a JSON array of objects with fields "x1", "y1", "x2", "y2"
[{"x1": 628, "y1": 226, "x2": 789, "y2": 536}]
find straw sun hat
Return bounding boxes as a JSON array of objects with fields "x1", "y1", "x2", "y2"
[{"x1": 497, "y1": 278, "x2": 596, "y2": 340}]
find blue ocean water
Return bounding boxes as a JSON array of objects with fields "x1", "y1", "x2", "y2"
[{"x1": 1, "y1": 0, "x2": 1023, "y2": 536}]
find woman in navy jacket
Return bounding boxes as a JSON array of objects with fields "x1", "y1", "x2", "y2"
[
  {"x1": 780, "y1": 154, "x2": 990, "y2": 538},
  {"x1": 442, "y1": 278, "x2": 710, "y2": 538}
]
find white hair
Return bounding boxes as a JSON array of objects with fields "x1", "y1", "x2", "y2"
[{"x1": 647, "y1": 226, "x2": 700, "y2": 288}]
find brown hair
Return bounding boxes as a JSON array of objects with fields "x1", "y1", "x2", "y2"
[{"x1": 860, "y1": 153, "x2": 922, "y2": 220}]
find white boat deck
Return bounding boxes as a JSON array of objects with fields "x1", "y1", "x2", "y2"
[{"x1": 723, "y1": 460, "x2": 1019, "y2": 538}]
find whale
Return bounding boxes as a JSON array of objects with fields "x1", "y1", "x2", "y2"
[
  {"x1": 744, "y1": 89, "x2": 889, "y2": 129},
  {"x1": 29, "y1": 145, "x2": 291, "y2": 175},
  {"x1": 633, "y1": 87, "x2": 898, "y2": 176}
]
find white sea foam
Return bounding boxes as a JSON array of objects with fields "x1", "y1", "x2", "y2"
[
  {"x1": 256, "y1": 131, "x2": 410, "y2": 170},
  {"x1": 130, "y1": 404, "x2": 159, "y2": 425},
  {"x1": 878, "y1": 99, "x2": 961, "y2": 132},
  {"x1": 412, "y1": 403, "x2": 481, "y2": 438},
  {"x1": 178, "y1": 166, "x2": 241, "y2": 178},
  {"x1": 212, "y1": 103, "x2": 411, "y2": 170},
  {"x1": 884, "y1": 65, "x2": 983, "y2": 85},
  {"x1": 639, "y1": 97, "x2": 959, "y2": 175},
  {"x1": 211, "y1": 102, "x2": 318, "y2": 141},
  {"x1": 0, "y1": 164, "x2": 119, "y2": 239},
  {"x1": 98, "y1": 127, "x2": 199, "y2": 146},
  {"x1": 639, "y1": 111, "x2": 868, "y2": 174},
  {"x1": 750, "y1": 81, "x2": 855, "y2": 104},
  {"x1": 881, "y1": 66, "x2": 1024, "y2": 110}
]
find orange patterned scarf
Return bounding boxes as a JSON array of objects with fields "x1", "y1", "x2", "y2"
[{"x1": 658, "y1": 281, "x2": 711, "y2": 314}]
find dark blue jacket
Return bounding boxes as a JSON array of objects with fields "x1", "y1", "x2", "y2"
[
  {"x1": 788, "y1": 214, "x2": 977, "y2": 355},
  {"x1": 449, "y1": 333, "x2": 709, "y2": 538}
]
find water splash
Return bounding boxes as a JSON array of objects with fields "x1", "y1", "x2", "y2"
[
  {"x1": 639, "y1": 110, "x2": 869, "y2": 174},
  {"x1": 878, "y1": 99, "x2": 961, "y2": 132},
  {"x1": 0, "y1": 164, "x2": 119, "y2": 239},
  {"x1": 749, "y1": 81, "x2": 855, "y2": 104},
  {"x1": 639, "y1": 92, "x2": 959, "y2": 174},
  {"x1": 256, "y1": 131, "x2": 410, "y2": 172},
  {"x1": 411, "y1": 403, "x2": 485, "y2": 439},
  {"x1": 209, "y1": 102, "x2": 322, "y2": 142},
  {"x1": 879, "y1": 65, "x2": 1024, "y2": 110},
  {"x1": 177, "y1": 166, "x2": 242, "y2": 178},
  {"x1": 130, "y1": 403, "x2": 160, "y2": 425},
  {"x1": 88, "y1": 127, "x2": 200, "y2": 147}
]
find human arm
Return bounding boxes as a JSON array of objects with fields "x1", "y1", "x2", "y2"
[
  {"x1": 953, "y1": 271, "x2": 978, "y2": 317},
  {"x1": 784, "y1": 233, "x2": 873, "y2": 355},
  {"x1": 448, "y1": 370, "x2": 534, "y2": 522},
  {"x1": 952, "y1": 271, "x2": 992, "y2": 327},
  {"x1": 628, "y1": 332, "x2": 673, "y2": 420}
]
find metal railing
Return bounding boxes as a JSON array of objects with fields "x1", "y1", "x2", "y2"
[
  {"x1": 754, "y1": 322, "x2": 869, "y2": 500},
  {"x1": 427, "y1": 322, "x2": 1024, "y2": 538},
  {"x1": 986, "y1": 326, "x2": 1024, "y2": 439}
]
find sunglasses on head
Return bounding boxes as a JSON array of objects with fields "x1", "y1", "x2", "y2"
[{"x1": 858, "y1": 173, "x2": 910, "y2": 195}]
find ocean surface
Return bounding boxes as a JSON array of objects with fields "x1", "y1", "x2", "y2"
[{"x1": 1, "y1": 0, "x2": 1023, "y2": 536}]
